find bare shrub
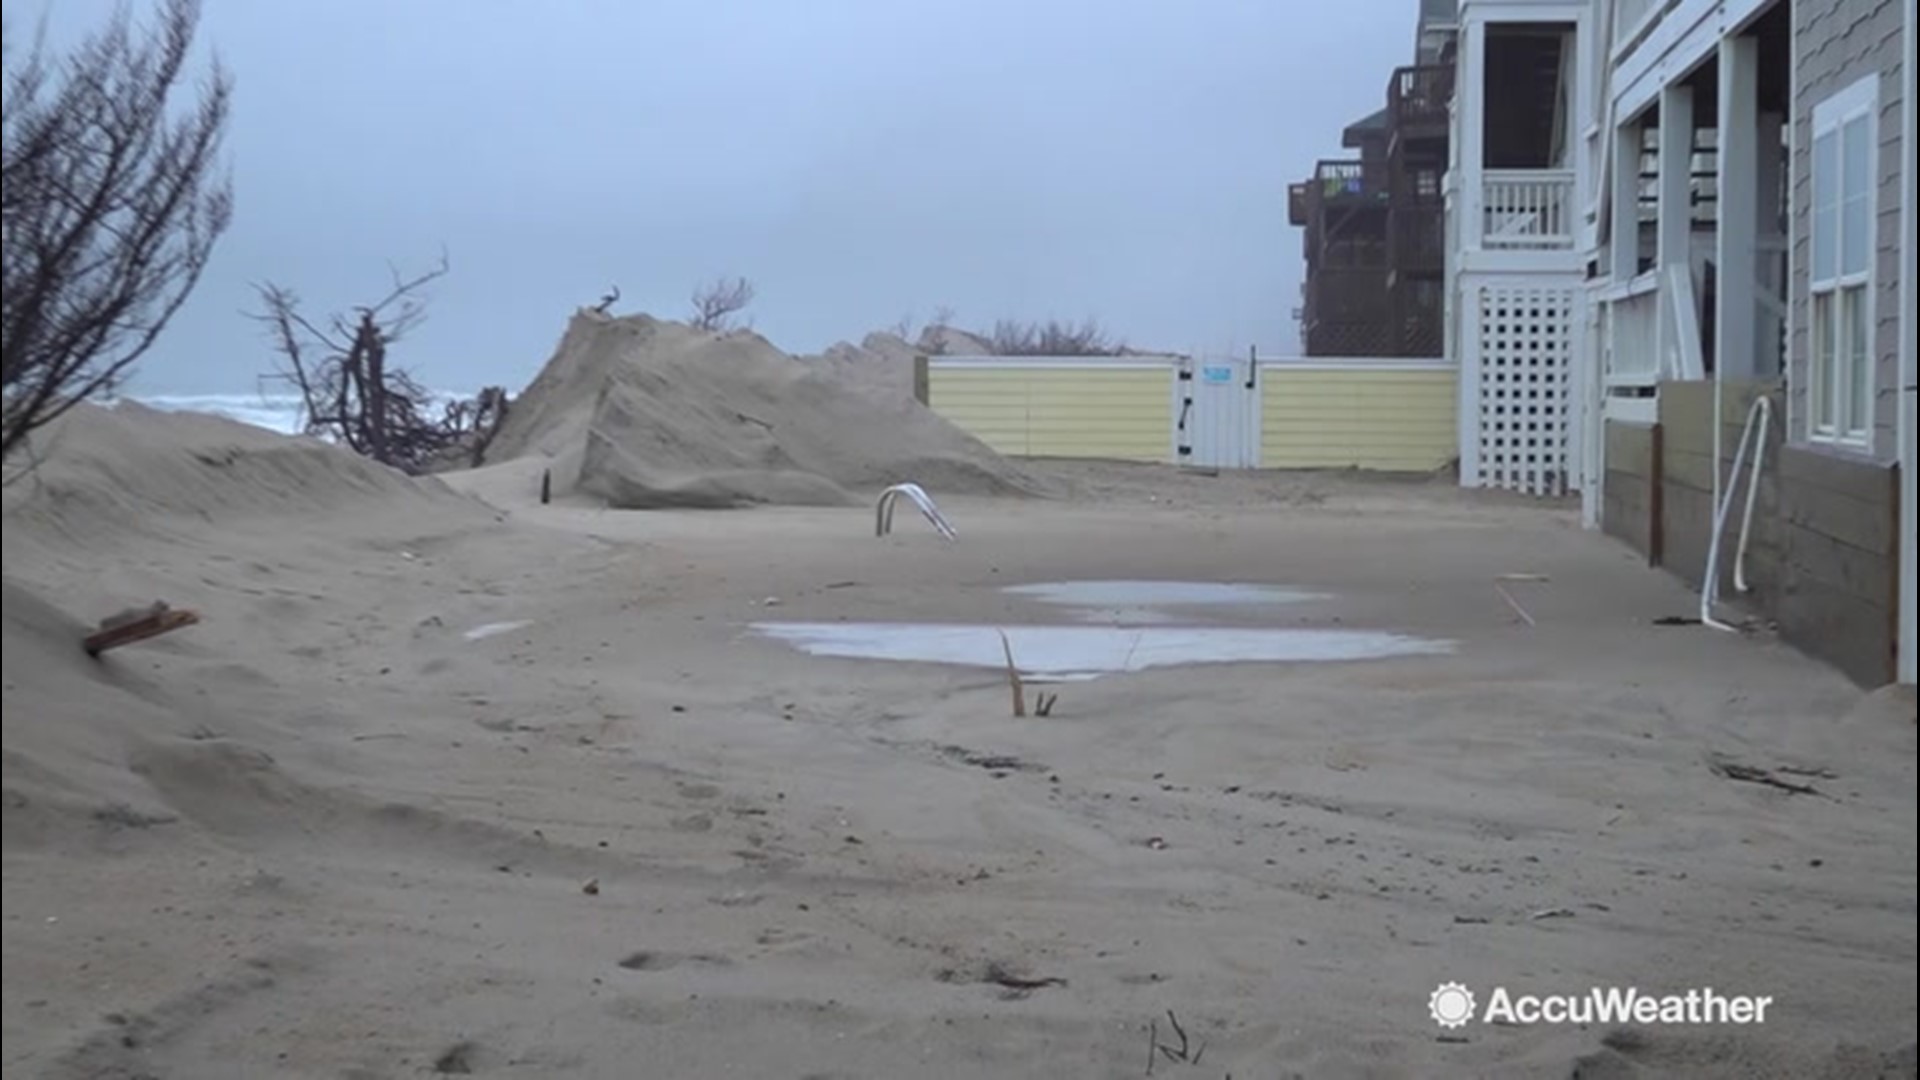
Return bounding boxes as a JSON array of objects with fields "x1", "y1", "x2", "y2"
[
  {"x1": 689, "y1": 276, "x2": 755, "y2": 331},
  {"x1": 2, "y1": 0, "x2": 233, "y2": 465},
  {"x1": 987, "y1": 317, "x2": 1124, "y2": 357}
]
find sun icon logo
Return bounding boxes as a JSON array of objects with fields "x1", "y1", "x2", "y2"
[{"x1": 1429, "y1": 982, "x2": 1477, "y2": 1029}]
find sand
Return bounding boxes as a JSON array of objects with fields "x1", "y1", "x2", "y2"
[
  {"x1": 3, "y1": 404, "x2": 1916, "y2": 1079},
  {"x1": 483, "y1": 313, "x2": 1044, "y2": 509}
]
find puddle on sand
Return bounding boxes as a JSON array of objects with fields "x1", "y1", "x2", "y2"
[
  {"x1": 1001, "y1": 580, "x2": 1331, "y2": 624},
  {"x1": 750, "y1": 622, "x2": 1454, "y2": 682},
  {"x1": 1003, "y1": 581, "x2": 1330, "y2": 607}
]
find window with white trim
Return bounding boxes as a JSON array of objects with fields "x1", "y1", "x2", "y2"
[{"x1": 1808, "y1": 75, "x2": 1877, "y2": 446}]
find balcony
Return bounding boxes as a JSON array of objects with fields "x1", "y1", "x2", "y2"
[
  {"x1": 1288, "y1": 182, "x2": 1309, "y2": 227},
  {"x1": 1389, "y1": 64, "x2": 1454, "y2": 141},
  {"x1": 1312, "y1": 160, "x2": 1390, "y2": 208},
  {"x1": 1480, "y1": 169, "x2": 1575, "y2": 250}
]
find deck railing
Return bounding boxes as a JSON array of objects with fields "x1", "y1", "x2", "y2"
[
  {"x1": 1390, "y1": 64, "x2": 1455, "y2": 130},
  {"x1": 1481, "y1": 170, "x2": 1576, "y2": 250},
  {"x1": 1605, "y1": 280, "x2": 1660, "y2": 388}
]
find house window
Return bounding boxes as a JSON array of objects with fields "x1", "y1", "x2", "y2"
[{"x1": 1808, "y1": 75, "x2": 1877, "y2": 447}]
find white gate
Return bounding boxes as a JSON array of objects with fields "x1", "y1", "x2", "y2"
[
  {"x1": 1461, "y1": 283, "x2": 1579, "y2": 496},
  {"x1": 1177, "y1": 356, "x2": 1258, "y2": 469}
]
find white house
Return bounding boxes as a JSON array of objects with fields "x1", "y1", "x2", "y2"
[{"x1": 1446, "y1": 0, "x2": 1914, "y2": 687}]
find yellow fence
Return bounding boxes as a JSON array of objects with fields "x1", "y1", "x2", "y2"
[
  {"x1": 1258, "y1": 363, "x2": 1457, "y2": 471},
  {"x1": 928, "y1": 355, "x2": 1458, "y2": 471},
  {"x1": 928, "y1": 360, "x2": 1175, "y2": 462}
]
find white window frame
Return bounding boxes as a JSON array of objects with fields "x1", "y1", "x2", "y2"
[{"x1": 1806, "y1": 75, "x2": 1878, "y2": 449}]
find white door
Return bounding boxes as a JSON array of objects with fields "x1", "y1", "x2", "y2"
[{"x1": 1179, "y1": 357, "x2": 1257, "y2": 469}]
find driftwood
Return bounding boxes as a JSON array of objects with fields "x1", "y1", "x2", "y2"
[
  {"x1": 1711, "y1": 760, "x2": 1829, "y2": 797},
  {"x1": 84, "y1": 602, "x2": 200, "y2": 657},
  {"x1": 998, "y1": 631, "x2": 1026, "y2": 717}
]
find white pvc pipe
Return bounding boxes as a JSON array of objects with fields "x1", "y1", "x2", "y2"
[
  {"x1": 875, "y1": 482, "x2": 958, "y2": 541},
  {"x1": 1701, "y1": 394, "x2": 1772, "y2": 631}
]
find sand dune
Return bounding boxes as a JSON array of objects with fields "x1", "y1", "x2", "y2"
[
  {"x1": 2, "y1": 403, "x2": 1915, "y2": 1079},
  {"x1": 483, "y1": 312, "x2": 1045, "y2": 509}
]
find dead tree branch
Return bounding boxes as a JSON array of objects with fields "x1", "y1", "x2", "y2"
[
  {"x1": 689, "y1": 275, "x2": 755, "y2": 331},
  {"x1": 1, "y1": 0, "x2": 234, "y2": 462},
  {"x1": 249, "y1": 253, "x2": 504, "y2": 474}
]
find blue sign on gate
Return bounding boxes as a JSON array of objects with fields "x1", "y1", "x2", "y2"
[{"x1": 1201, "y1": 365, "x2": 1234, "y2": 384}]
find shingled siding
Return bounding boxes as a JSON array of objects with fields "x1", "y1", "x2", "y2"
[{"x1": 1789, "y1": 0, "x2": 1907, "y2": 461}]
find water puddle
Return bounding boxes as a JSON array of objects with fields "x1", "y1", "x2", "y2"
[
  {"x1": 1002, "y1": 580, "x2": 1330, "y2": 624},
  {"x1": 750, "y1": 622, "x2": 1453, "y2": 681},
  {"x1": 1004, "y1": 581, "x2": 1329, "y2": 607}
]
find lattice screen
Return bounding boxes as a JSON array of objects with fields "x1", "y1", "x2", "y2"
[{"x1": 1473, "y1": 285, "x2": 1574, "y2": 496}]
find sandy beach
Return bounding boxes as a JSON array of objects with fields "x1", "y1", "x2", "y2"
[{"x1": 2, "y1": 402, "x2": 1914, "y2": 1079}]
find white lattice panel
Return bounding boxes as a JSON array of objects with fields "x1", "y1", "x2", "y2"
[{"x1": 1472, "y1": 285, "x2": 1574, "y2": 496}]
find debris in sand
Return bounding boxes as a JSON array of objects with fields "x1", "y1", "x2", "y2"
[
  {"x1": 1494, "y1": 583, "x2": 1536, "y2": 627},
  {"x1": 1034, "y1": 691, "x2": 1058, "y2": 717},
  {"x1": 462, "y1": 620, "x2": 530, "y2": 641},
  {"x1": 83, "y1": 601, "x2": 200, "y2": 657},
  {"x1": 940, "y1": 746, "x2": 1044, "y2": 773},
  {"x1": 1652, "y1": 615, "x2": 1702, "y2": 626},
  {"x1": 999, "y1": 630, "x2": 1028, "y2": 717},
  {"x1": 581, "y1": 878, "x2": 600, "y2": 896},
  {"x1": 432, "y1": 1040, "x2": 477, "y2": 1074},
  {"x1": 1710, "y1": 759, "x2": 1830, "y2": 797},
  {"x1": 1529, "y1": 907, "x2": 1578, "y2": 921},
  {"x1": 1145, "y1": 1009, "x2": 1204, "y2": 1073},
  {"x1": 1496, "y1": 572, "x2": 1551, "y2": 582},
  {"x1": 937, "y1": 961, "x2": 1066, "y2": 998}
]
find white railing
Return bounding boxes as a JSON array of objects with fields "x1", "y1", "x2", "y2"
[
  {"x1": 1605, "y1": 280, "x2": 1660, "y2": 387},
  {"x1": 1482, "y1": 170, "x2": 1576, "y2": 250}
]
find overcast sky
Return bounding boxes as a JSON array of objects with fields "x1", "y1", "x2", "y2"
[{"x1": 32, "y1": 0, "x2": 1418, "y2": 395}]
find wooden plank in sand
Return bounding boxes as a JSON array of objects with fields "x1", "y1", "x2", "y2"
[{"x1": 83, "y1": 606, "x2": 201, "y2": 658}]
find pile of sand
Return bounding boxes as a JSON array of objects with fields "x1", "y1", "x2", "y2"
[
  {"x1": 802, "y1": 331, "x2": 922, "y2": 401},
  {"x1": 484, "y1": 312, "x2": 1046, "y2": 509},
  {"x1": 1, "y1": 403, "x2": 496, "y2": 845}
]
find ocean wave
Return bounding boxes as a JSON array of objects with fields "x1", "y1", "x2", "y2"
[{"x1": 131, "y1": 391, "x2": 472, "y2": 436}]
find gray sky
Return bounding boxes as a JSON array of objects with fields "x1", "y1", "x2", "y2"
[{"x1": 40, "y1": 0, "x2": 1417, "y2": 394}]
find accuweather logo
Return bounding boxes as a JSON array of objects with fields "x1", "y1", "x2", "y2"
[{"x1": 1428, "y1": 983, "x2": 1774, "y2": 1028}]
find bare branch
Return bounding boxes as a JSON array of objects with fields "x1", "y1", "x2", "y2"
[
  {"x1": 247, "y1": 255, "x2": 502, "y2": 475},
  {"x1": 2, "y1": 0, "x2": 233, "y2": 461},
  {"x1": 689, "y1": 275, "x2": 755, "y2": 332},
  {"x1": 987, "y1": 317, "x2": 1124, "y2": 357}
]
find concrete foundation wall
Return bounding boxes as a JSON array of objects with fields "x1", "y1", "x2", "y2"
[
  {"x1": 1776, "y1": 445, "x2": 1901, "y2": 686},
  {"x1": 1657, "y1": 381, "x2": 1787, "y2": 612},
  {"x1": 1603, "y1": 420, "x2": 1656, "y2": 559},
  {"x1": 1600, "y1": 378, "x2": 1900, "y2": 686}
]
